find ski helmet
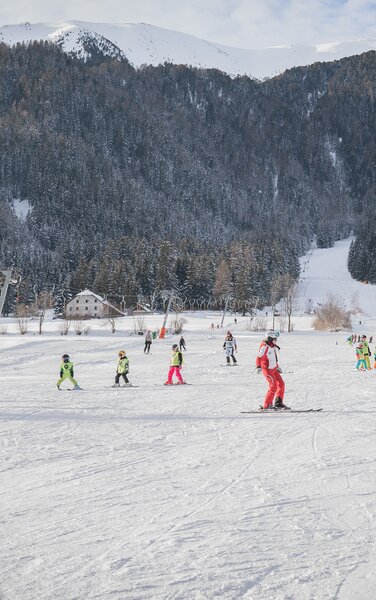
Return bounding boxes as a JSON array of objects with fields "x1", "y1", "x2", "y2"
[
  {"x1": 118, "y1": 350, "x2": 126, "y2": 357},
  {"x1": 62, "y1": 354, "x2": 70, "y2": 360},
  {"x1": 265, "y1": 330, "x2": 278, "y2": 341},
  {"x1": 172, "y1": 344, "x2": 178, "y2": 349}
]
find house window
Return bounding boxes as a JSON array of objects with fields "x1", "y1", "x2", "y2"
[
  {"x1": 69, "y1": 307, "x2": 72, "y2": 312},
  {"x1": 85, "y1": 299, "x2": 88, "y2": 303},
  {"x1": 94, "y1": 299, "x2": 97, "y2": 303},
  {"x1": 76, "y1": 299, "x2": 79, "y2": 303},
  {"x1": 85, "y1": 307, "x2": 88, "y2": 311},
  {"x1": 76, "y1": 307, "x2": 79, "y2": 311}
]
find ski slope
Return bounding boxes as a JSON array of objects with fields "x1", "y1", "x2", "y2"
[
  {"x1": 1, "y1": 299, "x2": 376, "y2": 598},
  {"x1": 1, "y1": 21, "x2": 376, "y2": 79},
  {"x1": 296, "y1": 237, "x2": 376, "y2": 320}
]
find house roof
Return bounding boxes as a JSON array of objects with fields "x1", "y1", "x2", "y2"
[{"x1": 75, "y1": 289, "x2": 104, "y2": 302}]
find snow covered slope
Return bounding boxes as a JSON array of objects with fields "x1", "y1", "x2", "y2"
[
  {"x1": 1, "y1": 21, "x2": 376, "y2": 79},
  {"x1": 3, "y1": 243, "x2": 376, "y2": 598},
  {"x1": 2, "y1": 313, "x2": 376, "y2": 599},
  {"x1": 296, "y1": 238, "x2": 376, "y2": 315}
]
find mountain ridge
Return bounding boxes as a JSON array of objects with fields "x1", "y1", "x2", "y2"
[{"x1": 1, "y1": 20, "x2": 376, "y2": 79}]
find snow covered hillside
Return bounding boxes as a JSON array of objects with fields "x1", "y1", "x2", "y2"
[
  {"x1": 296, "y1": 238, "x2": 376, "y2": 319},
  {"x1": 1, "y1": 20, "x2": 376, "y2": 79}
]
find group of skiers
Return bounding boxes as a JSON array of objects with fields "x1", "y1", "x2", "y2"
[
  {"x1": 56, "y1": 328, "x2": 288, "y2": 411},
  {"x1": 57, "y1": 335, "x2": 188, "y2": 390},
  {"x1": 143, "y1": 330, "x2": 186, "y2": 354},
  {"x1": 347, "y1": 334, "x2": 373, "y2": 346},
  {"x1": 353, "y1": 334, "x2": 376, "y2": 371}
]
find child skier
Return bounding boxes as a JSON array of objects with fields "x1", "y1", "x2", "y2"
[
  {"x1": 164, "y1": 343, "x2": 185, "y2": 385},
  {"x1": 256, "y1": 331, "x2": 288, "y2": 410},
  {"x1": 361, "y1": 335, "x2": 371, "y2": 369},
  {"x1": 223, "y1": 331, "x2": 237, "y2": 365},
  {"x1": 57, "y1": 354, "x2": 81, "y2": 390},
  {"x1": 355, "y1": 343, "x2": 366, "y2": 371},
  {"x1": 113, "y1": 350, "x2": 130, "y2": 387}
]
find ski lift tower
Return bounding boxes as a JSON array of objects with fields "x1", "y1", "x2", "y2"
[
  {"x1": 0, "y1": 269, "x2": 13, "y2": 317},
  {"x1": 159, "y1": 290, "x2": 174, "y2": 339}
]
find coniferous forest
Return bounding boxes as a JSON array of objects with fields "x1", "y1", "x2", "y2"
[{"x1": 0, "y1": 41, "x2": 376, "y2": 312}]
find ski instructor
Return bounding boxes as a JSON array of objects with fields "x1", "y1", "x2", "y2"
[{"x1": 256, "y1": 331, "x2": 289, "y2": 410}]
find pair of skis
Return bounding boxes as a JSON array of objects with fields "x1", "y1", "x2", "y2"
[{"x1": 241, "y1": 406, "x2": 322, "y2": 414}]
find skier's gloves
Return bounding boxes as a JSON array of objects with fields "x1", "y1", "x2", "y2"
[
  {"x1": 256, "y1": 367, "x2": 262, "y2": 374},
  {"x1": 277, "y1": 367, "x2": 283, "y2": 373}
]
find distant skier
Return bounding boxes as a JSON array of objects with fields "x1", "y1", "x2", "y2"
[
  {"x1": 164, "y1": 344, "x2": 185, "y2": 385},
  {"x1": 223, "y1": 331, "x2": 237, "y2": 365},
  {"x1": 179, "y1": 336, "x2": 186, "y2": 351},
  {"x1": 346, "y1": 335, "x2": 353, "y2": 346},
  {"x1": 112, "y1": 350, "x2": 130, "y2": 387},
  {"x1": 355, "y1": 343, "x2": 366, "y2": 371},
  {"x1": 144, "y1": 330, "x2": 152, "y2": 354},
  {"x1": 256, "y1": 331, "x2": 288, "y2": 409},
  {"x1": 57, "y1": 354, "x2": 81, "y2": 390}
]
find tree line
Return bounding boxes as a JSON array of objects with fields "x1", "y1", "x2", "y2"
[{"x1": 1, "y1": 43, "x2": 376, "y2": 310}]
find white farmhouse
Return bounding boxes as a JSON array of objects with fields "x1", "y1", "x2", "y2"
[{"x1": 65, "y1": 289, "x2": 123, "y2": 318}]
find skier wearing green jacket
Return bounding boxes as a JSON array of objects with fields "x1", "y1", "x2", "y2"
[
  {"x1": 112, "y1": 350, "x2": 130, "y2": 387},
  {"x1": 57, "y1": 354, "x2": 81, "y2": 390},
  {"x1": 361, "y1": 335, "x2": 371, "y2": 370}
]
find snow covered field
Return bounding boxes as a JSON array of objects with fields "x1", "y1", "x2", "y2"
[{"x1": 2, "y1": 239, "x2": 376, "y2": 599}]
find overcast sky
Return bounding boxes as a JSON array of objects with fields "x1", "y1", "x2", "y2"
[{"x1": 1, "y1": 0, "x2": 376, "y2": 48}]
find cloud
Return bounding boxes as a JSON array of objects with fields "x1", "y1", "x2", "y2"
[{"x1": 0, "y1": 0, "x2": 376, "y2": 48}]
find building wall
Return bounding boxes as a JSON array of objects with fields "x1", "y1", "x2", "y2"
[{"x1": 66, "y1": 294, "x2": 105, "y2": 318}]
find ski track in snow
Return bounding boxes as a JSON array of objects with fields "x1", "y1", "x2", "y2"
[{"x1": 1, "y1": 316, "x2": 376, "y2": 599}]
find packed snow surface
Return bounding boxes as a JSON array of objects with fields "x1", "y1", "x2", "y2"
[
  {"x1": 2, "y1": 240, "x2": 376, "y2": 599},
  {"x1": 1, "y1": 21, "x2": 376, "y2": 79}
]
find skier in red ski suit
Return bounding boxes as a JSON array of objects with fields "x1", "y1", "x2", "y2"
[{"x1": 256, "y1": 331, "x2": 287, "y2": 409}]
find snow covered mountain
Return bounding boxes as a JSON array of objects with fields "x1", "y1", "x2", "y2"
[{"x1": 1, "y1": 20, "x2": 376, "y2": 79}]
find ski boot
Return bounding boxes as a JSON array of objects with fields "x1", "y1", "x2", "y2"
[
  {"x1": 74, "y1": 385, "x2": 82, "y2": 391},
  {"x1": 175, "y1": 381, "x2": 186, "y2": 385},
  {"x1": 56, "y1": 384, "x2": 61, "y2": 390},
  {"x1": 111, "y1": 383, "x2": 120, "y2": 388},
  {"x1": 274, "y1": 397, "x2": 290, "y2": 410},
  {"x1": 164, "y1": 381, "x2": 174, "y2": 386}
]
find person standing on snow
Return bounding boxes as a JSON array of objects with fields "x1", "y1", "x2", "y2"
[
  {"x1": 57, "y1": 354, "x2": 82, "y2": 390},
  {"x1": 355, "y1": 343, "x2": 366, "y2": 371},
  {"x1": 256, "y1": 331, "x2": 288, "y2": 409},
  {"x1": 164, "y1": 344, "x2": 185, "y2": 385},
  {"x1": 223, "y1": 331, "x2": 237, "y2": 365},
  {"x1": 361, "y1": 335, "x2": 371, "y2": 369},
  {"x1": 144, "y1": 330, "x2": 152, "y2": 354},
  {"x1": 113, "y1": 350, "x2": 131, "y2": 387},
  {"x1": 179, "y1": 336, "x2": 186, "y2": 351}
]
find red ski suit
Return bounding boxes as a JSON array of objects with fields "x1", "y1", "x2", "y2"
[{"x1": 256, "y1": 340, "x2": 285, "y2": 408}]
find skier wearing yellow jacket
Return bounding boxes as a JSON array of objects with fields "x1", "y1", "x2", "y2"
[
  {"x1": 57, "y1": 354, "x2": 81, "y2": 390},
  {"x1": 164, "y1": 344, "x2": 185, "y2": 385},
  {"x1": 361, "y1": 335, "x2": 372, "y2": 370},
  {"x1": 112, "y1": 350, "x2": 130, "y2": 387}
]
